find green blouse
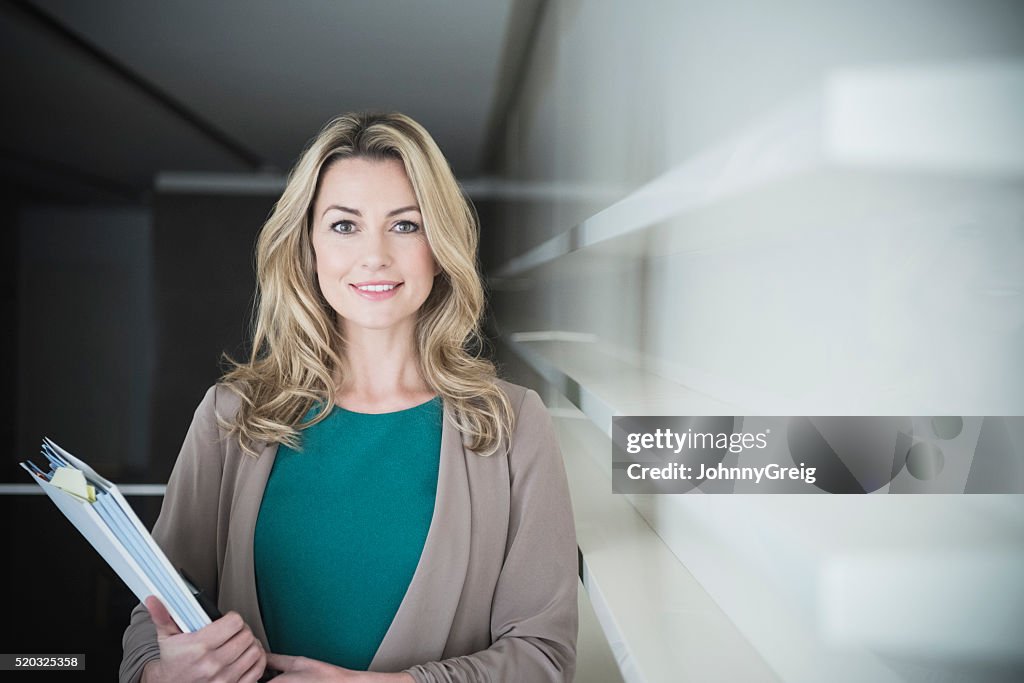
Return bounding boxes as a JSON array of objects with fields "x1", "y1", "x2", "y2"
[{"x1": 253, "y1": 396, "x2": 443, "y2": 669}]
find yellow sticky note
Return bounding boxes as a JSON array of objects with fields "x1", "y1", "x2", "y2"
[{"x1": 51, "y1": 466, "x2": 92, "y2": 502}]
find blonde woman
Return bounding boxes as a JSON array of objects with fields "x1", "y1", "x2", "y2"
[{"x1": 119, "y1": 112, "x2": 578, "y2": 683}]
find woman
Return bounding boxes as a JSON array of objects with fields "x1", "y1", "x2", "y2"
[{"x1": 120, "y1": 112, "x2": 579, "y2": 682}]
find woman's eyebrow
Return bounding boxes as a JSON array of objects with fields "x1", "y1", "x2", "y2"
[{"x1": 321, "y1": 204, "x2": 420, "y2": 218}]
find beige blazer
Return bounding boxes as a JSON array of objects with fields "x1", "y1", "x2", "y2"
[{"x1": 119, "y1": 380, "x2": 578, "y2": 682}]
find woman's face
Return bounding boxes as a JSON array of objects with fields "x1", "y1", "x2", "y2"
[{"x1": 310, "y1": 156, "x2": 441, "y2": 338}]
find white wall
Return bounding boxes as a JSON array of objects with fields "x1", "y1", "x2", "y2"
[{"x1": 484, "y1": 2, "x2": 1024, "y2": 681}]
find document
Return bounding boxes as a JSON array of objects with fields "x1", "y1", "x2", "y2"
[{"x1": 20, "y1": 438, "x2": 214, "y2": 633}]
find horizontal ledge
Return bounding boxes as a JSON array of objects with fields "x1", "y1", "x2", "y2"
[
  {"x1": 460, "y1": 177, "x2": 628, "y2": 202},
  {"x1": 491, "y1": 61, "x2": 1024, "y2": 279},
  {"x1": 550, "y1": 388, "x2": 777, "y2": 682},
  {"x1": 501, "y1": 333, "x2": 745, "y2": 437},
  {"x1": 534, "y1": 363, "x2": 1024, "y2": 674},
  {"x1": 0, "y1": 483, "x2": 167, "y2": 496},
  {"x1": 155, "y1": 172, "x2": 287, "y2": 195},
  {"x1": 153, "y1": 173, "x2": 614, "y2": 200}
]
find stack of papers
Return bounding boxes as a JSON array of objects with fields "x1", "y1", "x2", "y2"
[{"x1": 21, "y1": 438, "x2": 213, "y2": 633}]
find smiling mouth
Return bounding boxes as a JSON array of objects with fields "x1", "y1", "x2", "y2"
[
  {"x1": 350, "y1": 282, "x2": 403, "y2": 299},
  {"x1": 354, "y1": 283, "x2": 400, "y2": 292}
]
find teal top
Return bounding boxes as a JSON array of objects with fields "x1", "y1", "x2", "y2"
[{"x1": 253, "y1": 396, "x2": 443, "y2": 669}]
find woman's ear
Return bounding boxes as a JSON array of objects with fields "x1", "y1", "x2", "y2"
[{"x1": 433, "y1": 261, "x2": 442, "y2": 277}]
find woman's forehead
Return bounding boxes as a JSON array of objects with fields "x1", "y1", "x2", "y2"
[{"x1": 314, "y1": 157, "x2": 416, "y2": 212}]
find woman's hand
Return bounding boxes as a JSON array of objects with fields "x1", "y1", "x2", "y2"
[
  {"x1": 141, "y1": 595, "x2": 267, "y2": 683},
  {"x1": 266, "y1": 653, "x2": 414, "y2": 682}
]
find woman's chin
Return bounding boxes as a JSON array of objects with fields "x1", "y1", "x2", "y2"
[{"x1": 339, "y1": 316, "x2": 418, "y2": 335}]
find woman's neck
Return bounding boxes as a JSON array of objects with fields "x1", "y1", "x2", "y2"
[{"x1": 334, "y1": 327, "x2": 433, "y2": 411}]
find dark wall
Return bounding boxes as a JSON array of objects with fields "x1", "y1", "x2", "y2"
[
  {"x1": 0, "y1": 192, "x2": 18, "y2": 459},
  {"x1": 148, "y1": 193, "x2": 272, "y2": 482},
  {"x1": 9, "y1": 204, "x2": 155, "y2": 678},
  {"x1": 11, "y1": 194, "x2": 274, "y2": 482},
  {"x1": 7, "y1": 193, "x2": 272, "y2": 679},
  {"x1": 14, "y1": 206, "x2": 152, "y2": 482}
]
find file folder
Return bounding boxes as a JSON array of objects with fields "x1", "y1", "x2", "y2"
[{"x1": 21, "y1": 438, "x2": 213, "y2": 634}]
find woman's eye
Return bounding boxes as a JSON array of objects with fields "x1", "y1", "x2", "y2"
[
  {"x1": 394, "y1": 221, "x2": 420, "y2": 233},
  {"x1": 330, "y1": 220, "x2": 355, "y2": 234}
]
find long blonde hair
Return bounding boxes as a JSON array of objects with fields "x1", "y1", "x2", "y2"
[{"x1": 218, "y1": 111, "x2": 513, "y2": 458}]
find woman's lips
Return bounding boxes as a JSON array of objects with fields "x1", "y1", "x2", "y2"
[{"x1": 350, "y1": 283, "x2": 402, "y2": 301}]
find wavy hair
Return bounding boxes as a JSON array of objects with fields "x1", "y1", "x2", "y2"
[{"x1": 218, "y1": 111, "x2": 513, "y2": 458}]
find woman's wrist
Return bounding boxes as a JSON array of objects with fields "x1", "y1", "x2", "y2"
[
  {"x1": 353, "y1": 672, "x2": 415, "y2": 683},
  {"x1": 139, "y1": 658, "x2": 161, "y2": 683}
]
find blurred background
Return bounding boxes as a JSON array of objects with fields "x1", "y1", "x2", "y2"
[{"x1": 2, "y1": 1, "x2": 1023, "y2": 680}]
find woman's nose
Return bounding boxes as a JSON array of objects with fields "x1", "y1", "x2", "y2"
[{"x1": 361, "y1": 230, "x2": 391, "y2": 269}]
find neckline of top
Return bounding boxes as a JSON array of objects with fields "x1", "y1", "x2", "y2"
[{"x1": 332, "y1": 395, "x2": 441, "y2": 416}]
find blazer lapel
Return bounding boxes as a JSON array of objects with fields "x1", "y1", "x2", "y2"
[
  {"x1": 223, "y1": 439, "x2": 279, "y2": 649},
  {"x1": 369, "y1": 402, "x2": 472, "y2": 671}
]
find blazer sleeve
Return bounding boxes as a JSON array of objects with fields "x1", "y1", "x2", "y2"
[
  {"x1": 119, "y1": 385, "x2": 225, "y2": 683},
  {"x1": 403, "y1": 389, "x2": 579, "y2": 683}
]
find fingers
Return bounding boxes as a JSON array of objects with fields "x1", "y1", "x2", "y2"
[
  {"x1": 144, "y1": 598, "x2": 249, "y2": 651},
  {"x1": 215, "y1": 623, "x2": 259, "y2": 669},
  {"x1": 144, "y1": 601, "x2": 267, "y2": 682},
  {"x1": 197, "y1": 610, "x2": 248, "y2": 649},
  {"x1": 265, "y1": 652, "x2": 300, "y2": 672},
  {"x1": 239, "y1": 653, "x2": 267, "y2": 683},
  {"x1": 222, "y1": 637, "x2": 266, "y2": 683},
  {"x1": 145, "y1": 595, "x2": 182, "y2": 638}
]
